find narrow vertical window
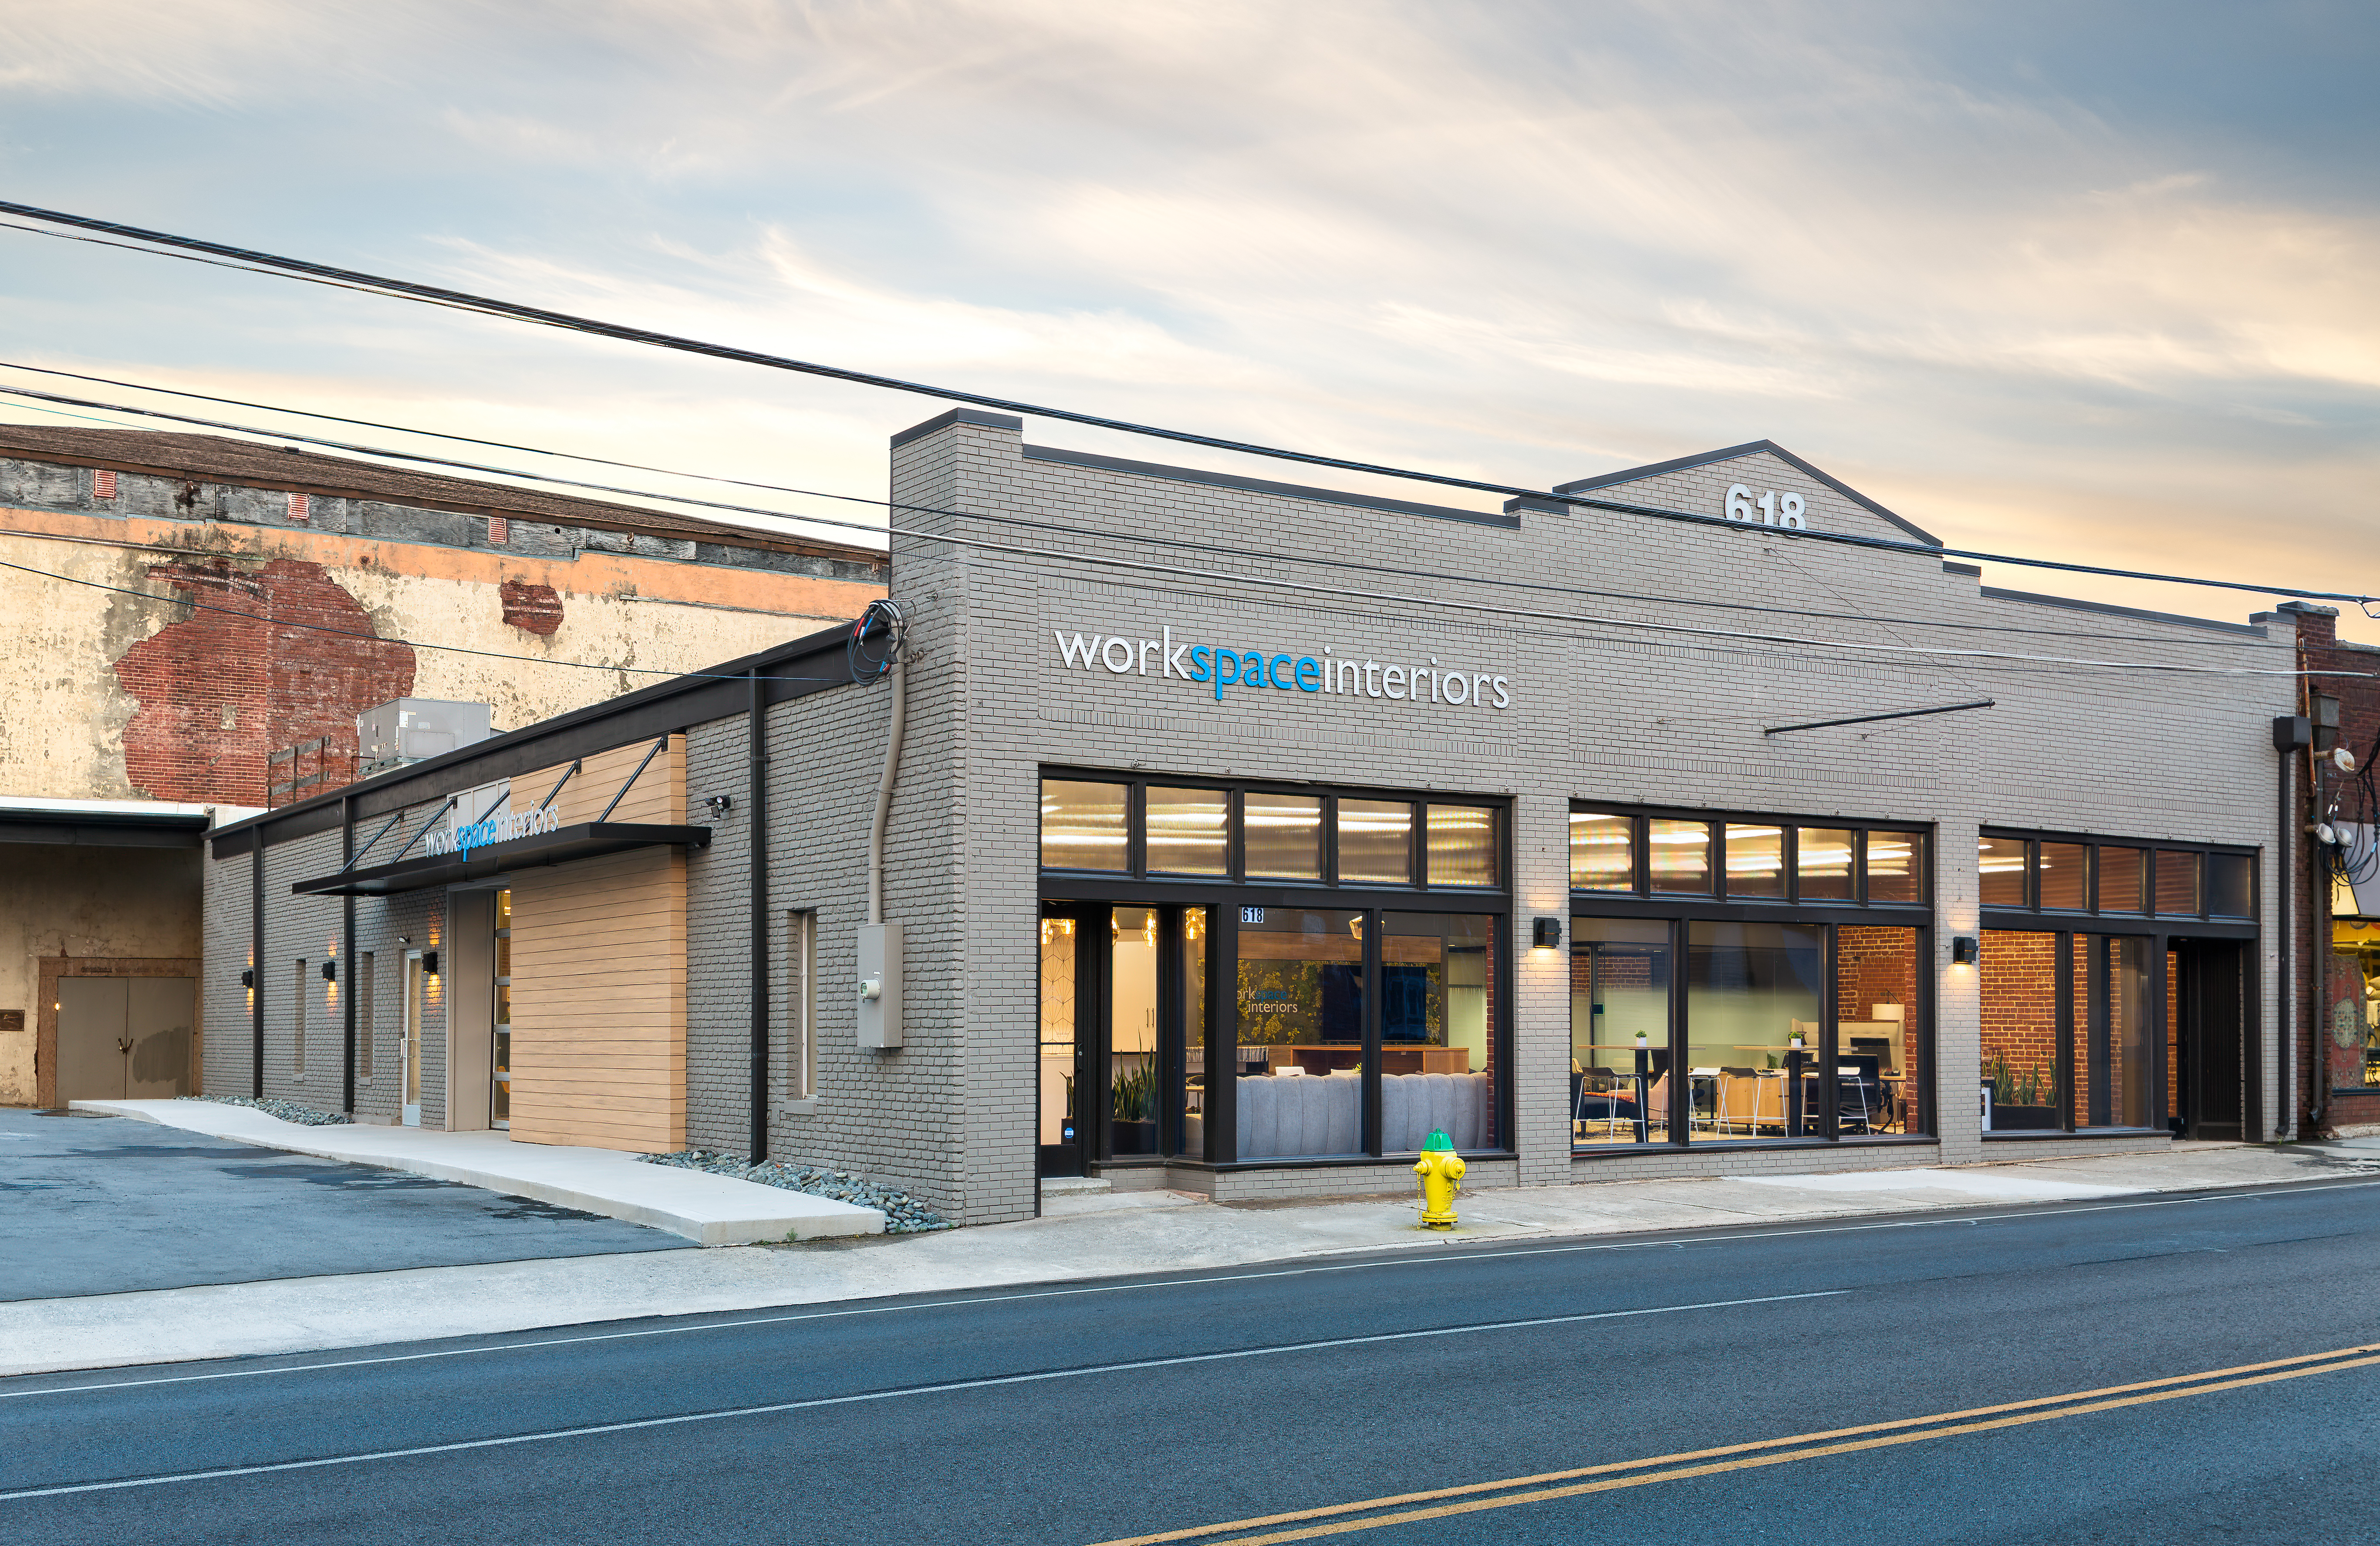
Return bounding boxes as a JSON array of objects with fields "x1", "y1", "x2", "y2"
[
  {"x1": 358, "y1": 953, "x2": 376, "y2": 1080},
  {"x1": 293, "y1": 960, "x2": 307, "y2": 1077},
  {"x1": 787, "y1": 910, "x2": 817, "y2": 1099},
  {"x1": 1569, "y1": 812, "x2": 1635, "y2": 892}
]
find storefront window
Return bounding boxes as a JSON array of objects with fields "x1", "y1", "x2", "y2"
[
  {"x1": 1244, "y1": 792, "x2": 1323, "y2": 880},
  {"x1": 1146, "y1": 787, "x2": 1228, "y2": 876},
  {"x1": 2076, "y1": 934, "x2": 2152, "y2": 1129},
  {"x1": 1978, "y1": 835, "x2": 2029, "y2": 907},
  {"x1": 1571, "y1": 918, "x2": 1671, "y2": 1146},
  {"x1": 2208, "y1": 854, "x2": 2253, "y2": 918},
  {"x1": 1570, "y1": 812, "x2": 1634, "y2": 891},
  {"x1": 1650, "y1": 819, "x2": 1713, "y2": 894},
  {"x1": 1798, "y1": 829, "x2": 1854, "y2": 902},
  {"x1": 1382, "y1": 913, "x2": 1497, "y2": 1152},
  {"x1": 1109, "y1": 907, "x2": 1160, "y2": 1156},
  {"x1": 2038, "y1": 842, "x2": 2088, "y2": 910},
  {"x1": 2156, "y1": 851, "x2": 2201, "y2": 915},
  {"x1": 1338, "y1": 799, "x2": 1412, "y2": 885},
  {"x1": 1724, "y1": 825, "x2": 1785, "y2": 899},
  {"x1": 1042, "y1": 780, "x2": 1128, "y2": 872},
  {"x1": 1979, "y1": 930, "x2": 2062, "y2": 1131},
  {"x1": 1180, "y1": 909, "x2": 1209, "y2": 1157},
  {"x1": 1836, "y1": 926, "x2": 1920, "y2": 1135},
  {"x1": 1235, "y1": 908, "x2": 1366, "y2": 1159},
  {"x1": 2097, "y1": 847, "x2": 2145, "y2": 913},
  {"x1": 1687, "y1": 922, "x2": 1823, "y2": 1140},
  {"x1": 1425, "y1": 805, "x2": 1498, "y2": 888},
  {"x1": 2335, "y1": 920, "x2": 2380, "y2": 1088},
  {"x1": 492, "y1": 888, "x2": 512, "y2": 1128},
  {"x1": 1866, "y1": 831, "x2": 1924, "y2": 903},
  {"x1": 1039, "y1": 913, "x2": 1079, "y2": 1149}
]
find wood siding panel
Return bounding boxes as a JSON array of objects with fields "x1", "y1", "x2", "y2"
[{"x1": 506, "y1": 844, "x2": 685, "y2": 1153}]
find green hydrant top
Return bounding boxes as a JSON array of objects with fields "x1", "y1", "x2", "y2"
[{"x1": 1421, "y1": 1128, "x2": 1454, "y2": 1152}]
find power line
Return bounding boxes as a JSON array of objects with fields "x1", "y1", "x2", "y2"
[
  {"x1": 0, "y1": 199, "x2": 2369, "y2": 611},
  {"x1": 0, "y1": 372, "x2": 2293, "y2": 652},
  {"x1": 0, "y1": 554, "x2": 851, "y2": 686}
]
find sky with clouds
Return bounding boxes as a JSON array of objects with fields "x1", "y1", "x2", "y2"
[{"x1": 1, "y1": 0, "x2": 2373, "y2": 638}]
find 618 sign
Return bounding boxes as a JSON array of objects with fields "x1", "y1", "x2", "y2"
[{"x1": 1725, "y1": 483, "x2": 1807, "y2": 529}]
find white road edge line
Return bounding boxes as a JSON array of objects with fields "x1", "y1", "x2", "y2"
[
  {"x1": 0, "y1": 1291, "x2": 1846, "y2": 1502},
  {"x1": 6, "y1": 1178, "x2": 2371, "y2": 1404}
]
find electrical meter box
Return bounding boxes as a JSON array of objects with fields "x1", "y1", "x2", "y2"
[{"x1": 856, "y1": 921, "x2": 903, "y2": 1049}]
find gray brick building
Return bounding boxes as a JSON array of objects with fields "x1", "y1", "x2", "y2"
[{"x1": 202, "y1": 412, "x2": 2301, "y2": 1223}]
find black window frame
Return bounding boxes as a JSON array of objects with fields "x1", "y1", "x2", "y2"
[
  {"x1": 1040, "y1": 769, "x2": 1516, "y2": 1175},
  {"x1": 1976, "y1": 826, "x2": 2263, "y2": 1142}
]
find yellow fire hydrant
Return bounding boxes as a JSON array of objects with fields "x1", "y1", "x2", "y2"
[{"x1": 1413, "y1": 1128, "x2": 1465, "y2": 1230}]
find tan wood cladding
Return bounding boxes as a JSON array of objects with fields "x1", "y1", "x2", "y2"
[
  {"x1": 519, "y1": 734, "x2": 687, "y2": 828},
  {"x1": 506, "y1": 844, "x2": 686, "y2": 1153}
]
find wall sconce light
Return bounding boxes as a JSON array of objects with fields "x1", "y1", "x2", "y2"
[
  {"x1": 703, "y1": 794, "x2": 734, "y2": 816},
  {"x1": 240, "y1": 968, "x2": 254, "y2": 989},
  {"x1": 321, "y1": 959, "x2": 338, "y2": 983},
  {"x1": 1951, "y1": 936, "x2": 1979, "y2": 966},
  {"x1": 1532, "y1": 917, "x2": 1562, "y2": 950},
  {"x1": 422, "y1": 950, "x2": 440, "y2": 977}
]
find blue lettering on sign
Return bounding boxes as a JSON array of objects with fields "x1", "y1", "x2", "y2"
[{"x1": 1051, "y1": 626, "x2": 1510, "y2": 710}]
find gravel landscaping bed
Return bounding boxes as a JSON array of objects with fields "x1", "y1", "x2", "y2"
[
  {"x1": 638, "y1": 1150, "x2": 951, "y2": 1233},
  {"x1": 184, "y1": 1094, "x2": 354, "y2": 1126}
]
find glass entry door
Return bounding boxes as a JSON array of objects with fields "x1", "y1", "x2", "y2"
[
  {"x1": 400, "y1": 950, "x2": 424, "y2": 1127},
  {"x1": 1039, "y1": 901, "x2": 1208, "y2": 1176}
]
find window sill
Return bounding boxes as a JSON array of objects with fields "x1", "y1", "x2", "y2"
[
  {"x1": 1574, "y1": 1134, "x2": 1940, "y2": 1157},
  {"x1": 778, "y1": 1098, "x2": 818, "y2": 1117},
  {"x1": 1982, "y1": 1128, "x2": 2169, "y2": 1141}
]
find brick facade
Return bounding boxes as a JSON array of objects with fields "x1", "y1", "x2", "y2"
[{"x1": 203, "y1": 416, "x2": 2303, "y2": 1222}]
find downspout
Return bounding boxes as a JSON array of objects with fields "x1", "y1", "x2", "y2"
[
  {"x1": 343, "y1": 794, "x2": 356, "y2": 1117},
  {"x1": 250, "y1": 836, "x2": 264, "y2": 1098},
  {"x1": 748, "y1": 667, "x2": 770, "y2": 1162},
  {"x1": 2276, "y1": 729, "x2": 2296, "y2": 1142},
  {"x1": 868, "y1": 620, "x2": 908, "y2": 927}
]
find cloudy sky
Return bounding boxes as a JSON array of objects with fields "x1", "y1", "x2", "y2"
[{"x1": 2, "y1": 0, "x2": 2374, "y2": 638}]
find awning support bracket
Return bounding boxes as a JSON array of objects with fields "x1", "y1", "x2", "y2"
[{"x1": 599, "y1": 738, "x2": 670, "y2": 822}]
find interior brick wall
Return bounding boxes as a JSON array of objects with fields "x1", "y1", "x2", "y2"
[{"x1": 1980, "y1": 930, "x2": 2059, "y2": 1106}]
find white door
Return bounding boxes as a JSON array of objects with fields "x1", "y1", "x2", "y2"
[{"x1": 401, "y1": 950, "x2": 424, "y2": 1126}]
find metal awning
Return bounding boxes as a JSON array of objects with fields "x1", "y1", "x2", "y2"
[{"x1": 291, "y1": 822, "x2": 710, "y2": 897}]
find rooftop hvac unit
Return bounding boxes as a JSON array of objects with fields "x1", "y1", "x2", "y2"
[{"x1": 356, "y1": 698, "x2": 493, "y2": 776}]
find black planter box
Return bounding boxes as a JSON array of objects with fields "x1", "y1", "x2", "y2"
[
  {"x1": 1990, "y1": 1104, "x2": 2063, "y2": 1131},
  {"x1": 1110, "y1": 1120, "x2": 1158, "y2": 1155}
]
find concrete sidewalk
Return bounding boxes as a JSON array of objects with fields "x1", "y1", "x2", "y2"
[
  {"x1": 6, "y1": 1139, "x2": 2373, "y2": 1378},
  {"x1": 69, "y1": 1099, "x2": 883, "y2": 1246}
]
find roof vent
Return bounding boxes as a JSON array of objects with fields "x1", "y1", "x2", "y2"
[
  {"x1": 92, "y1": 469, "x2": 117, "y2": 500},
  {"x1": 288, "y1": 492, "x2": 311, "y2": 522}
]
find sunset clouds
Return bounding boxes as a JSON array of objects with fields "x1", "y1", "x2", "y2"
[{"x1": 1, "y1": 1, "x2": 2372, "y2": 632}]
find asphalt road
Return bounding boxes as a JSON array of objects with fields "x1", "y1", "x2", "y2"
[
  {"x1": 0, "y1": 1107, "x2": 685, "y2": 1299},
  {"x1": 6, "y1": 1174, "x2": 2380, "y2": 1544}
]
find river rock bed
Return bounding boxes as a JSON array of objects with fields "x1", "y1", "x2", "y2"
[
  {"x1": 639, "y1": 1150, "x2": 952, "y2": 1233},
  {"x1": 186, "y1": 1094, "x2": 354, "y2": 1126}
]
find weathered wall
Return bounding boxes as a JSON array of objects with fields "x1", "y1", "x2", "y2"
[
  {"x1": 0, "y1": 501, "x2": 882, "y2": 808},
  {"x1": 0, "y1": 844, "x2": 201, "y2": 1104}
]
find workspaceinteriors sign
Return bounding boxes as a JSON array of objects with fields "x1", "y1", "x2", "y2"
[{"x1": 1052, "y1": 624, "x2": 1512, "y2": 710}]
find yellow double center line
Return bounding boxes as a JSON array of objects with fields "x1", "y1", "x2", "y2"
[{"x1": 1094, "y1": 1341, "x2": 2380, "y2": 1546}]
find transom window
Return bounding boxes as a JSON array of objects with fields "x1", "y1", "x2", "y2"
[
  {"x1": 1043, "y1": 774, "x2": 1506, "y2": 891},
  {"x1": 1977, "y1": 831, "x2": 2254, "y2": 920},
  {"x1": 1571, "y1": 806, "x2": 1928, "y2": 907}
]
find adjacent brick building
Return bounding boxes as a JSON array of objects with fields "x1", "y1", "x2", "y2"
[
  {"x1": 3, "y1": 424, "x2": 884, "y2": 1107},
  {"x1": 2286, "y1": 604, "x2": 2380, "y2": 1135}
]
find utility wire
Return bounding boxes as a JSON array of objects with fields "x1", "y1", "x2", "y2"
[
  {"x1": 0, "y1": 554, "x2": 850, "y2": 686},
  {"x1": 0, "y1": 374, "x2": 2294, "y2": 652},
  {"x1": 0, "y1": 199, "x2": 2368, "y2": 610}
]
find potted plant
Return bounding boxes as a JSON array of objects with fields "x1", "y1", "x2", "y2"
[
  {"x1": 1987, "y1": 1052, "x2": 2062, "y2": 1130},
  {"x1": 1110, "y1": 1059, "x2": 1158, "y2": 1154}
]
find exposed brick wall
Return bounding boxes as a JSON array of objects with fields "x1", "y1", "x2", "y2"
[
  {"x1": 500, "y1": 578, "x2": 564, "y2": 636},
  {"x1": 2289, "y1": 606, "x2": 2380, "y2": 1130},
  {"x1": 1980, "y1": 930, "x2": 2059, "y2": 1110},
  {"x1": 114, "y1": 557, "x2": 414, "y2": 806}
]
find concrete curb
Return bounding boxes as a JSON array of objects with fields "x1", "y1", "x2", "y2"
[{"x1": 68, "y1": 1099, "x2": 884, "y2": 1246}]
